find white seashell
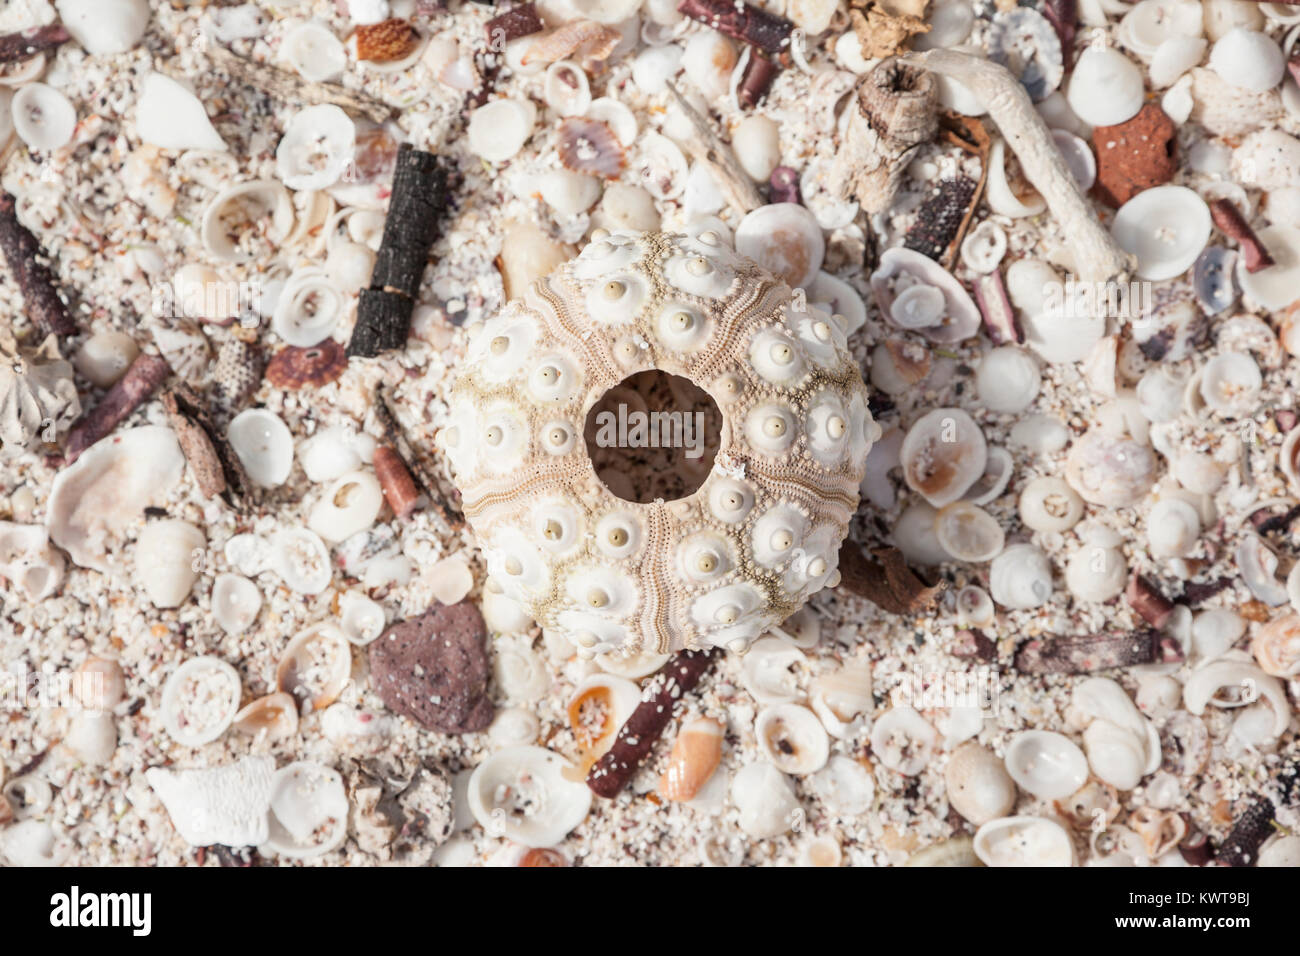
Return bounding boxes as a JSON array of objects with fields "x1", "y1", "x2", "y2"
[
  {"x1": 136, "y1": 74, "x2": 226, "y2": 152},
  {"x1": 682, "y1": 30, "x2": 737, "y2": 101},
  {"x1": 490, "y1": 707, "x2": 541, "y2": 748},
  {"x1": 264, "y1": 762, "x2": 349, "y2": 859},
  {"x1": 1084, "y1": 719, "x2": 1151, "y2": 789},
  {"x1": 595, "y1": 182, "x2": 660, "y2": 231},
  {"x1": 1052, "y1": 129, "x2": 1097, "y2": 190},
  {"x1": 1204, "y1": 0, "x2": 1264, "y2": 39},
  {"x1": 1237, "y1": 226, "x2": 1300, "y2": 311},
  {"x1": 730, "y1": 761, "x2": 800, "y2": 838},
  {"x1": 1019, "y1": 476, "x2": 1084, "y2": 533},
  {"x1": 319, "y1": 702, "x2": 393, "y2": 751},
  {"x1": 587, "y1": 97, "x2": 637, "y2": 146},
  {"x1": 974, "y1": 815, "x2": 1075, "y2": 866},
  {"x1": 308, "y1": 469, "x2": 383, "y2": 543},
  {"x1": 72, "y1": 656, "x2": 124, "y2": 713},
  {"x1": 937, "y1": 72, "x2": 987, "y2": 116},
  {"x1": 339, "y1": 590, "x2": 385, "y2": 645},
  {"x1": 989, "y1": 543, "x2": 1053, "y2": 609},
  {"x1": 597, "y1": 646, "x2": 671, "y2": 678},
  {"x1": 427, "y1": 553, "x2": 473, "y2": 606},
  {"x1": 277, "y1": 623, "x2": 351, "y2": 713},
  {"x1": 233, "y1": 692, "x2": 299, "y2": 743},
  {"x1": 1198, "y1": 350, "x2": 1260, "y2": 414},
  {"x1": 734, "y1": 202, "x2": 824, "y2": 290},
  {"x1": 810, "y1": 663, "x2": 872, "y2": 737},
  {"x1": 1112, "y1": 185, "x2": 1212, "y2": 281},
  {"x1": 468, "y1": 746, "x2": 591, "y2": 847},
  {"x1": 1066, "y1": 541, "x2": 1127, "y2": 601},
  {"x1": 11, "y1": 83, "x2": 74, "y2": 152},
  {"x1": 732, "y1": 115, "x2": 781, "y2": 183},
  {"x1": 47, "y1": 426, "x2": 185, "y2": 572},
  {"x1": 631, "y1": 43, "x2": 683, "y2": 94},
  {"x1": 64, "y1": 712, "x2": 116, "y2": 766},
  {"x1": 872, "y1": 247, "x2": 981, "y2": 343},
  {"x1": 740, "y1": 636, "x2": 806, "y2": 704},
  {"x1": 467, "y1": 98, "x2": 536, "y2": 163},
  {"x1": 1238, "y1": 532, "x2": 1288, "y2": 605},
  {"x1": 1209, "y1": 28, "x2": 1285, "y2": 91},
  {"x1": 146, "y1": 756, "x2": 273, "y2": 848},
  {"x1": 56, "y1": 0, "x2": 149, "y2": 55},
  {"x1": 212, "y1": 573, "x2": 262, "y2": 636},
  {"x1": 1136, "y1": 365, "x2": 1189, "y2": 422},
  {"x1": 756, "y1": 703, "x2": 830, "y2": 775},
  {"x1": 135, "y1": 519, "x2": 203, "y2": 608},
  {"x1": 229, "y1": 409, "x2": 294, "y2": 487},
  {"x1": 276, "y1": 105, "x2": 354, "y2": 189},
  {"x1": 1145, "y1": 496, "x2": 1201, "y2": 559},
  {"x1": 0, "y1": 521, "x2": 65, "y2": 602},
  {"x1": 633, "y1": 131, "x2": 688, "y2": 201},
  {"x1": 870, "y1": 705, "x2": 939, "y2": 775},
  {"x1": 900, "y1": 408, "x2": 988, "y2": 508},
  {"x1": 809, "y1": 755, "x2": 875, "y2": 816},
  {"x1": 1184, "y1": 657, "x2": 1289, "y2": 738},
  {"x1": 496, "y1": 635, "x2": 552, "y2": 704},
  {"x1": 960, "y1": 220, "x2": 1007, "y2": 274},
  {"x1": 73, "y1": 331, "x2": 139, "y2": 388},
  {"x1": 299, "y1": 424, "x2": 375, "y2": 483},
  {"x1": 890, "y1": 501, "x2": 950, "y2": 566},
  {"x1": 1065, "y1": 430, "x2": 1157, "y2": 507},
  {"x1": 160, "y1": 656, "x2": 242, "y2": 747},
  {"x1": 483, "y1": 581, "x2": 535, "y2": 635},
  {"x1": 1036, "y1": 89, "x2": 1091, "y2": 137},
  {"x1": 202, "y1": 180, "x2": 294, "y2": 263},
  {"x1": 346, "y1": 0, "x2": 390, "y2": 25},
  {"x1": 543, "y1": 61, "x2": 591, "y2": 117},
  {"x1": 1067, "y1": 46, "x2": 1146, "y2": 126},
  {"x1": 272, "y1": 267, "x2": 345, "y2": 346},
  {"x1": 1009, "y1": 414, "x2": 1069, "y2": 453},
  {"x1": 1137, "y1": 675, "x2": 1183, "y2": 716},
  {"x1": 768, "y1": 606, "x2": 822, "y2": 649},
  {"x1": 1119, "y1": 0, "x2": 1204, "y2": 58},
  {"x1": 1150, "y1": 35, "x2": 1208, "y2": 87},
  {"x1": 945, "y1": 741, "x2": 1017, "y2": 825},
  {"x1": 271, "y1": 528, "x2": 332, "y2": 594},
  {"x1": 976, "y1": 346, "x2": 1041, "y2": 413},
  {"x1": 956, "y1": 584, "x2": 995, "y2": 627},
  {"x1": 1258, "y1": 835, "x2": 1300, "y2": 867},
  {"x1": 1004, "y1": 730, "x2": 1089, "y2": 799},
  {"x1": 986, "y1": 137, "x2": 1046, "y2": 217},
  {"x1": 150, "y1": 320, "x2": 210, "y2": 384},
  {"x1": 809, "y1": 271, "x2": 867, "y2": 335},
  {"x1": 537, "y1": 169, "x2": 600, "y2": 219},
  {"x1": 915, "y1": 0, "x2": 976, "y2": 50},
  {"x1": 1192, "y1": 606, "x2": 1244, "y2": 662},
  {"x1": 935, "y1": 501, "x2": 1004, "y2": 563},
  {"x1": 282, "y1": 20, "x2": 347, "y2": 83}
]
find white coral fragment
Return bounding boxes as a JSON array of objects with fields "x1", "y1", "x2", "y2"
[{"x1": 146, "y1": 756, "x2": 274, "y2": 848}]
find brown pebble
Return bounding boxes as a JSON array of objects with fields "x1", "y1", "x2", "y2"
[
  {"x1": 264, "y1": 340, "x2": 347, "y2": 390},
  {"x1": 368, "y1": 602, "x2": 493, "y2": 733},
  {"x1": 1091, "y1": 103, "x2": 1177, "y2": 208}
]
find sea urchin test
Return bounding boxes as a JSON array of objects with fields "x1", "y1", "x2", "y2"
[{"x1": 443, "y1": 230, "x2": 878, "y2": 656}]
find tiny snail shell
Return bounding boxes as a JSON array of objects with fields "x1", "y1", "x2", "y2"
[
  {"x1": 233, "y1": 692, "x2": 300, "y2": 743},
  {"x1": 468, "y1": 747, "x2": 592, "y2": 848},
  {"x1": 264, "y1": 762, "x2": 349, "y2": 859},
  {"x1": 959, "y1": 220, "x2": 1007, "y2": 274},
  {"x1": 935, "y1": 501, "x2": 1005, "y2": 563},
  {"x1": 755, "y1": 703, "x2": 830, "y2": 775},
  {"x1": 1019, "y1": 477, "x2": 1084, "y2": 533},
  {"x1": 308, "y1": 469, "x2": 383, "y2": 543},
  {"x1": 739, "y1": 636, "x2": 806, "y2": 704},
  {"x1": 12, "y1": 83, "x2": 76, "y2": 152},
  {"x1": 945, "y1": 741, "x2": 1017, "y2": 825},
  {"x1": 900, "y1": 408, "x2": 988, "y2": 508},
  {"x1": 277, "y1": 623, "x2": 352, "y2": 713},
  {"x1": 1004, "y1": 730, "x2": 1089, "y2": 799},
  {"x1": 135, "y1": 519, "x2": 204, "y2": 608},
  {"x1": 810, "y1": 754, "x2": 875, "y2": 816},
  {"x1": 74, "y1": 657, "x2": 125, "y2": 712},
  {"x1": 989, "y1": 543, "x2": 1053, "y2": 609},
  {"x1": 537, "y1": 169, "x2": 602, "y2": 217},
  {"x1": 870, "y1": 705, "x2": 939, "y2": 775},
  {"x1": 271, "y1": 527, "x2": 333, "y2": 594},
  {"x1": 229, "y1": 409, "x2": 294, "y2": 487},
  {"x1": 730, "y1": 761, "x2": 801, "y2": 838},
  {"x1": 282, "y1": 19, "x2": 347, "y2": 82},
  {"x1": 1065, "y1": 542, "x2": 1127, "y2": 602},
  {"x1": 1251, "y1": 612, "x2": 1300, "y2": 676},
  {"x1": 339, "y1": 590, "x2": 386, "y2": 645},
  {"x1": 660, "y1": 716, "x2": 725, "y2": 801},
  {"x1": 956, "y1": 585, "x2": 995, "y2": 627},
  {"x1": 1066, "y1": 46, "x2": 1146, "y2": 126},
  {"x1": 73, "y1": 331, "x2": 139, "y2": 388},
  {"x1": 211, "y1": 572, "x2": 262, "y2": 636},
  {"x1": 543, "y1": 61, "x2": 591, "y2": 117},
  {"x1": 976, "y1": 345, "x2": 1041, "y2": 413},
  {"x1": 160, "y1": 656, "x2": 242, "y2": 747},
  {"x1": 1146, "y1": 497, "x2": 1202, "y2": 558},
  {"x1": 974, "y1": 815, "x2": 1075, "y2": 866},
  {"x1": 1065, "y1": 430, "x2": 1157, "y2": 507},
  {"x1": 467, "y1": 98, "x2": 537, "y2": 162},
  {"x1": 732, "y1": 115, "x2": 781, "y2": 183},
  {"x1": 276, "y1": 105, "x2": 354, "y2": 190},
  {"x1": 1209, "y1": 28, "x2": 1285, "y2": 92}
]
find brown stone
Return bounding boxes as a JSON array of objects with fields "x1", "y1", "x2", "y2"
[
  {"x1": 368, "y1": 601, "x2": 493, "y2": 733},
  {"x1": 1091, "y1": 103, "x2": 1177, "y2": 208}
]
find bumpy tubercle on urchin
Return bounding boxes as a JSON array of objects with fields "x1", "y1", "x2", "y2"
[{"x1": 442, "y1": 230, "x2": 879, "y2": 656}]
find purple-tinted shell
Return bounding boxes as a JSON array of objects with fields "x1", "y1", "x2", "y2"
[
  {"x1": 1192, "y1": 245, "x2": 1238, "y2": 315},
  {"x1": 769, "y1": 166, "x2": 800, "y2": 205},
  {"x1": 972, "y1": 270, "x2": 1022, "y2": 345}
]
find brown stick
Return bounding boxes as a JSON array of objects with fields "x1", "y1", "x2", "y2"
[
  {"x1": 1208, "y1": 198, "x2": 1275, "y2": 273},
  {"x1": 838, "y1": 542, "x2": 943, "y2": 615},
  {"x1": 1013, "y1": 630, "x2": 1174, "y2": 674},
  {"x1": 664, "y1": 79, "x2": 763, "y2": 216},
  {"x1": 65, "y1": 353, "x2": 171, "y2": 463},
  {"x1": 587, "y1": 648, "x2": 720, "y2": 798},
  {"x1": 0, "y1": 24, "x2": 70, "y2": 63},
  {"x1": 677, "y1": 0, "x2": 794, "y2": 55},
  {"x1": 0, "y1": 191, "x2": 74, "y2": 339},
  {"x1": 205, "y1": 44, "x2": 393, "y2": 123}
]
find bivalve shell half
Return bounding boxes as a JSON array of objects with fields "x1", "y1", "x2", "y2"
[
  {"x1": 160, "y1": 656, "x2": 242, "y2": 747},
  {"x1": 871, "y1": 247, "x2": 981, "y2": 343},
  {"x1": 233, "y1": 692, "x2": 300, "y2": 743},
  {"x1": 264, "y1": 762, "x2": 349, "y2": 859},
  {"x1": 870, "y1": 705, "x2": 939, "y2": 775},
  {"x1": 935, "y1": 501, "x2": 1005, "y2": 563},
  {"x1": 900, "y1": 408, "x2": 988, "y2": 508},
  {"x1": 277, "y1": 623, "x2": 352, "y2": 713},
  {"x1": 977, "y1": 345, "x2": 1041, "y2": 413},
  {"x1": 755, "y1": 703, "x2": 830, "y2": 775},
  {"x1": 1199, "y1": 351, "x2": 1261, "y2": 414},
  {"x1": 1004, "y1": 730, "x2": 1089, "y2": 799},
  {"x1": 1208, "y1": 28, "x2": 1285, "y2": 91},
  {"x1": 282, "y1": 20, "x2": 347, "y2": 82},
  {"x1": 467, "y1": 98, "x2": 537, "y2": 163},
  {"x1": 229, "y1": 409, "x2": 294, "y2": 487},
  {"x1": 945, "y1": 741, "x2": 1017, "y2": 825},
  {"x1": 467, "y1": 746, "x2": 592, "y2": 848},
  {"x1": 974, "y1": 815, "x2": 1075, "y2": 866},
  {"x1": 271, "y1": 528, "x2": 332, "y2": 594},
  {"x1": 1238, "y1": 226, "x2": 1300, "y2": 311},
  {"x1": 567, "y1": 673, "x2": 640, "y2": 762},
  {"x1": 734, "y1": 202, "x2": 824, "y2": 290}
]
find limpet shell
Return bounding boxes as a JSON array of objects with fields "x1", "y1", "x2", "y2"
[
  {"x1": 945, "y1": 741, "x2": 1017, "y2": 825},
  {"x1": 1111, "y1": 185, "x2": 1212, "y2": 281},
  {"x1": 160, "y1": 656, "x2": 242, "y2": 747},
  {"x1": 755, "y1": 703, "x2": 830, "y2": 775},
  {"x1": 277, "y1": 622, "x2": 352, "y2": 713},
  {"x1": 265, "y1": 340, "x2": 347, "y2": 391},
  {"x1": 212, "y1": 573, "x2": 262, "y2": 636},
  {"x1": 730, "y1": 761, "x2": 800, "y2": 838},
  {"x1": 264, "y1": 762, "x2": 349, "y2": 859},
  {"x1": 56, "y1": 0, "x2": 150, "y2": 56},
  {"x1": 935, "y1": 501, "x2": 1004, "y2": 563},
  {"x1": 1005, "y1": 730, "x2": 1089, "y2": 799},
  {"x1": 734, "y1": 202, "x2": 825, "y2": 290},
  {"x1": 467, "y1": 746, "x2": 592, "y2": 848},
  {"x1": 900, "y1": 408, "x2": 988, "y2": 508},
  {"x1": 11, "y1": 83, "x2": 75, "y2": 152},
  {"x1": 1066, "y1": 46, "x2": 1146, "y2": 126},
  {"x1": 135, "y1": 519, "x2": 204, "y2": 608},
  {"x1": 870, "y1": 705, "x2": 938, "y2": 775},
  {"x1": 974, "y1": 815, "x2": 1075, "y2": 866},
  {"x1": 233, "y1": 692, "x2": 299, "y2": 742},
  {"x1": 1208, "y1": 28, "x2": 1285, "y2": 91},
  {"x1": 229, "y1": 409, "x2": 294, "y2": 487},
  {"x1": 276, "y1": 105, "x2": 355, "y2": 189}
]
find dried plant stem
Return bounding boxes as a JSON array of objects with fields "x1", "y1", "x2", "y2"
[
  {"x1": 664, "y1": 80, "x2": 763, "y2": 216},
  {"x1": 907, "y1": 48, "x2": 1133, "y2": 284},
  {"x1": 206, "y1": 45, "x2": 393, "y2": 123}
]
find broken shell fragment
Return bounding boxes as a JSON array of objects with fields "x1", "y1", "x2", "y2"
[
  {"x1": 1004, "y1": 730, "x2": 1089, "y2": 799},
  {"x1": 146, "y1": 756, "x2": 273, "y2": 848},
  {"x1": 264, "y1": 762, "x2": 349, "y2": 859},
  {"x1": 277, "y1": 623, "x2": 352, "y2": 713},
  {"x1": 974, "y1": 815, "x2": 1075, "y2": 866},
  {"x1": 756, "y1": 703, "x2": 830, "y2": 775},
  {"x1": 228, "y1": 409, "x2": 294, "y2": 488},
  {"x1": 1237, "y1": 226, "x2": 1300, "y2": 311},
  {"x1": 809, "y1": 662, "x2": 872, "y2": 737},
  {"x1": 234, "y1": 692, "x2": 299, "y2": 743},
  {"x1": 734, "y1": 202, "x2": 824, "y2": 289},
  {"x1": 900, "y1": 408, "x2": 988, "y2": 508},
  {"x1": 731, "y1": 761, "x2": 800, "y2": 838},
  {"x1": 0, "y1": 522, "x2": 65, "y2": 602},
  {"x1": 160, "y1": 656, "x2": 242, "y2": 747},
  {"x1": 945, "y1": 741, "x2": 1017, "y2": 825},
  {"x1": 137, "y1": 73, "x2": 227, "y2": 153},
  {"x1": 339, "y1": 591, "x2": 386, "y2": 645},
  {"x1": 134, "y1": 518, "x2": 204, "y2": 608},
  {"x1": 276, "y1": 105, "x2": 355, "y2": 190},
  {"x1": 1111, "y1": 185, "x2": 1212, "y2": 281},
  {"x1": 870, "y1": 705, "x2": 938, "y2": 775},
  {"x1": 468, "y1": 98, "x2": 537, "y2": 163},
  {"x1": 1252, "y1": 612, "x2": 1300, "y2": 676},
  {"x1": 467, "y1": 746, "x2": 592, "y2": 848},
  {"x1": 960, "y1": 220, "x2": 1008, "y2": 274},
  {"x1": 1183, "y1": 659, "x2": 1288, "y2": 738}
]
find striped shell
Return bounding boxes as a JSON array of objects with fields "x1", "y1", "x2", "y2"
[{"x1": 444, "y1": 230, "x2": 876, "y2": 654}]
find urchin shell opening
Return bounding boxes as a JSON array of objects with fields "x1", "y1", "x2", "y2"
[{"x1": 583, "y1": 369, "x2": 722, "y2": 503}]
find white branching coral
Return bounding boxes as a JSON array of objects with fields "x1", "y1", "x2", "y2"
[{"x1": 444, "y1": 229, "x2": 878, "y2": 656}]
